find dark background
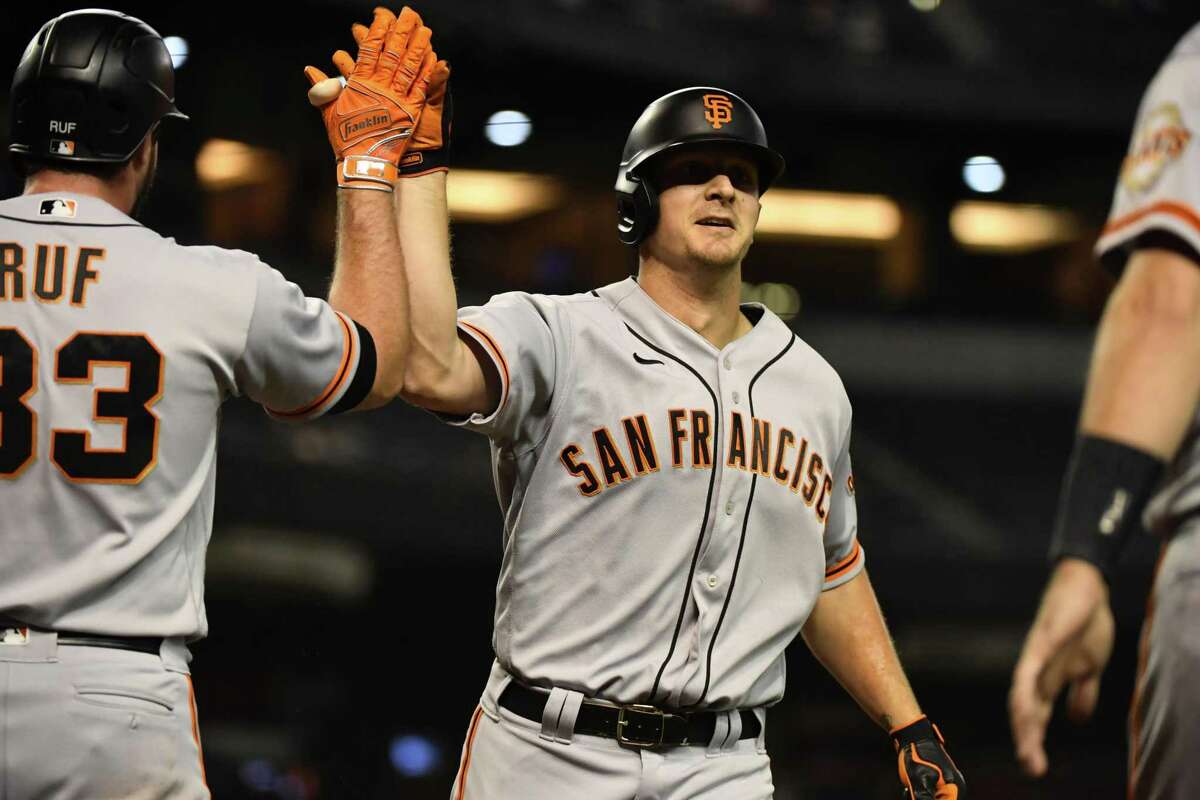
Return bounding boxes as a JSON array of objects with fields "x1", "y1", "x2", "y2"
[{"x1": 4, "y1": 1, "x2": 1197, "y2": 797}]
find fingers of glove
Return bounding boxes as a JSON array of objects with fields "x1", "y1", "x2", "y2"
[
  {"x1": 377, "y1": 6, "x2": 422, "y2": 83},
  {"x1": 332, "y1": 50, "x2": 356, "y2": 79},
  {"x1": 412, "y1": 48, "x2": 437, "y2": 98},
  {"x1": 352, "y1": 22, "x2": 368, "y2": 46},
  {"x1": 902, "y1": 747, "x2": 961, "y2": 800},
  {"x1": 394, "y1": 25, "x2": 434, "y2": 95},
  {"x1": 427, "y1": 59, "x2": 450, "y2": 105},
  {"x1": 352, "y1": 6, "x2": 396, "y2": 79}
]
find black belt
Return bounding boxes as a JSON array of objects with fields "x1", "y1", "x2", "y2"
[
  {"x1": 0, "y1": 616, "x2": 162, "y2": 656},
  {"x1": 498, "y1": 682, "x2": 761, "y2": 748}
]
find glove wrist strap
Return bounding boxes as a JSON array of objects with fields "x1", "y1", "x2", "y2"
[
  {"x1": 891, "y1": 716, "x2": 938, "y2": 750},
  {"x1": 337, "y1": 156, "x2": 397, "y2": 191}
]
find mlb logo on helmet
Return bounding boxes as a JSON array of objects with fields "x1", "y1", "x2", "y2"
[
  {"x1": 39, "y1": 198, "x2": 77, "y2": 218},
  {"x1": 702, "y1": 94, "x2": 734, "y2": 130},
  {"x1": 50, "y1": 139, "x2": 75, "y2": 156}
]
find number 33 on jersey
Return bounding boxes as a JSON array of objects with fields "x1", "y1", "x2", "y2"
[{"x1": 0, "y1": 193, "x2": 375, "y2": 640}]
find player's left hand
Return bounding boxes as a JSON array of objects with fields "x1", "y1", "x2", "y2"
[
  {"x1": 891, "y1": 717, "x2": 965, "y2": 799},
  {"x1": 1009, "y1": 558, "x2": 1114, "y2": 777}
]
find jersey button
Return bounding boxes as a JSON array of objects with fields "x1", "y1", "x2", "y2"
[
  {"x1": 723, "y1": 356, "x2": 732, "y2": 370},
  {"x1": 732, "y1": 391, "x2": 741, "y2": 404},
  {"x1": 724, "y1": 500, "x2": 734, "y2": 516},
  {"x1": 707, "y1": 575, "x2": 719, "y2": 588}
]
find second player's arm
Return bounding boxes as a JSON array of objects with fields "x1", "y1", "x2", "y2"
[
  {"x1": 1010, "y1": 247, "x2": 1200, "y2": 776},
  {"x1": 801, "y1": 569, "x2": 922, "y2": 731},
  {"x1": 393, "y1": 172, "x2": 496, "y2": 415}
]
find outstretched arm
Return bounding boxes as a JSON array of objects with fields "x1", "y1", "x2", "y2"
[
  {"x1": 394, "y1": 173, "x2": 496, "y2": 415},
  {"x1": 1010, "y1": 247, "x2": 1200, "y2": 776}
]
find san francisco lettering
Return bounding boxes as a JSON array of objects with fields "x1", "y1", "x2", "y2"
[{"x1": 559, "y1": 410, "x2": 835, "y2": 522}]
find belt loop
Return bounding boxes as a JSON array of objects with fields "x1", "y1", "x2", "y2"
[
  {"x1": 705, "y1": 710, "x2": 740, "y2": 756},
  {"x1": 539, "y1": 687, "x2": 584, "y2": 744}
]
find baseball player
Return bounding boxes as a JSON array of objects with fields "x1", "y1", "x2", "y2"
[
  {"x1": 310, "y1": 7, "x2": 965, "y2": 796},
  {"x1": 1010, "y1": 22, "x2": 1200, "y2": 799},
  {"x1": 0, "y1": 8, "x2": 433, "y2": 798}
]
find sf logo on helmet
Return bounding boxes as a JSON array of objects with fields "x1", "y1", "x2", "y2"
[{"x1": 702, "y1": 94, "x2": 734, "y2": 130}]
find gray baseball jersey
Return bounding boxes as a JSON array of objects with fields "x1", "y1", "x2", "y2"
[
  {"x1": 0, "y1": 192, "x2": 375, "y2": 640},
  {"x1": 448, "y1": 276, "x2": 863, "y2": 712},
  {"x1": 1096, "y1": 21, "x2": 1200, "y2": 535}
]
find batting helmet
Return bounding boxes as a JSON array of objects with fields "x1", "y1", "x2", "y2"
[
  {"x1": 8, "y1": 9, "x2": 187, "y2": 165},
  {"x1": 615, "y1": 87, "x2": 785, "y2": 246}
]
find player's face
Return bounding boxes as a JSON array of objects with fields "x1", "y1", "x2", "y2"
[{"x1": 645, "y1": 146, "x2": 761, "y2": 271}]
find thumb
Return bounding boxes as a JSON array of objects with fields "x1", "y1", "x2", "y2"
[
  {"x1": 303, "y1": 65, "x2": 328, "y2": 87},
  {"x1": 306, "y1": 74, "x2": 344, "y2": 107}
]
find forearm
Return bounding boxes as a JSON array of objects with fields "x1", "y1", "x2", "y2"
[
  {"x1": 801, "y1": 569, "x2": 921, "y2": 731},
  {"x1": 394, "y1": 173, "x2": 490, "y2": 413},
  {"x1": 1080, "y1": 249, "x2": 1200, "y2": 458},
  {"x1": 328, "y1": 189, "x2": 408, "y2": 408}
]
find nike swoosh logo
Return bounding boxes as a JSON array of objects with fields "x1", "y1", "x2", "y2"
[{"x1": 633, "y1": 353, "x2": 664, "y2": 366}]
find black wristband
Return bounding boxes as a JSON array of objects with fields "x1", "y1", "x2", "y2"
[{"x1": 1048, "y1": 435, "x2": 1165, "y2": 580}]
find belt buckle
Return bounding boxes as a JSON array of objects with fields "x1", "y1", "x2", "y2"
[{"x1": 616, "y1": 704, "x2": 666, "y2": 748}]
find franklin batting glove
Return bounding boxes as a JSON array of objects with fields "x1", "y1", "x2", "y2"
[
  {"x1": 891, "y1": 717, "x2": 965, "y2": 800},
  {"x1": 304, "y1": 6, "x2": 436, "y2": 191}
]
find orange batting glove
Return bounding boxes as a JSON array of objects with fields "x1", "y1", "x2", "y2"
[
  {"x1": 344, "y1": 18, "x2": 450, "y2": 177},
  {"x1": 891, "y1": 717, "x2": 966, "y2": 800},
  {"x1": 304, "y1": 6, "x2": 436, "y2": 191}
]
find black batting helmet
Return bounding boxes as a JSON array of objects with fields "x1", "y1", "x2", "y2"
[
  {"x1": 615, "y1": 87, "x2": 785, "y2": 246},
  {"x1": 8, "y1": 9, "x2": 187, "y2": 166}
]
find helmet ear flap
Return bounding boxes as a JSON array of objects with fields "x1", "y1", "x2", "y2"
[{"x1": 615, "y1": 169, "x2": 658, "y2": 247}]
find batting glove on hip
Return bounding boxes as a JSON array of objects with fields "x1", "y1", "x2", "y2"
[{"x1": 891, "y1": 717, "x2": 965, "y2": 800}]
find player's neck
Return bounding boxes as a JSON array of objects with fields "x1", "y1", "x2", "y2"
[
  {"x1": 636, "y1": 259, "x2": 752, "y2": 349},
  {"x1": 24, "y1": 171, "x2": 136, "y2": 215}
]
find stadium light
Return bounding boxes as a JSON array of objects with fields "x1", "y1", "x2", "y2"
[
  {"x1": 962, "y1": 156, "x2": 1006, "y2": 194},
  {"x1": 485, "y1": 110, "x2": 533, "y2": 147},
  {"x1": 447, "y1": 169, "x2": 564, "y2": 222},
  {"x1": 163, "y1": 36, "x2": 189, "y2": 69},
  {"x1": 195, "y1": 139, "x2": 284, "y2": 190},
  {"x1": 757, "y1": 190, "x2": 902, "y2": 242},
  {"x1": 950, "y1": 201, "x2": 1080, "y2": 252}
]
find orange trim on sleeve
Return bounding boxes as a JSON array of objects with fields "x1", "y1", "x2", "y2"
[
  {"x1": 824, "y1": 540, "x2": 862, "y2": 583},
  {"x1": 1102, "y1": 200, "x2": 1200, "y2": 239},
  {"x1": 459, "y1": 320, "x2": 510, "y2": 408},
  {"x1": 455, "y1": 705, "x2": 485, "y2": 800},
  {"x1": 268, "y1": 311, "x2": 355, "y2": 418}
]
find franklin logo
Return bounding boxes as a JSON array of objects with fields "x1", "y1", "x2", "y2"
[
  {"x1": 1120, "y1": 103, "x2": 1192, "y2": 193},
  {"x1": 340, "y1": 112, "x2": 391, "y2": 140},
  {"x1": 703, "y1": 94, "x2": 734, "y2": 130},
  {"x1": 38, "y1": 198, "x2": 77, "y2": 218}
]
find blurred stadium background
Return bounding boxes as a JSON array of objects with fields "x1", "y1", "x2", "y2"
[{"x1": 4, "y1": 1, "x2": 1198, "y2": 797}]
